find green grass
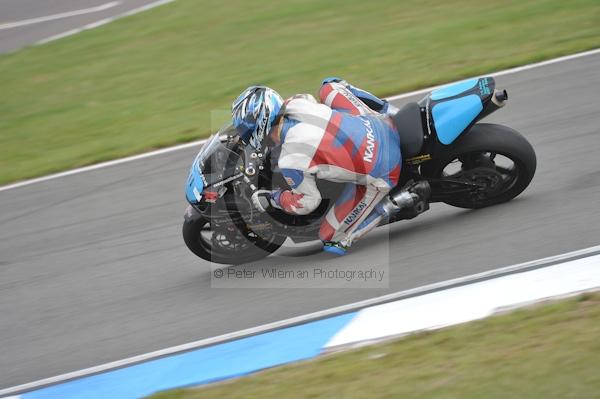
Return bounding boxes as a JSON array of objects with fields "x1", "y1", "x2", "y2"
[
  {"x1": 1, "y1": 0, "x2": 599, "y2": 184},
  {"x1": 149, "y1": 292, "x2": 600, "y2": 399}
]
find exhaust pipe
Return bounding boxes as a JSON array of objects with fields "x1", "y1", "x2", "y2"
[{"x1": 492, "y1": 89, "x2": 508, "y2": 107}]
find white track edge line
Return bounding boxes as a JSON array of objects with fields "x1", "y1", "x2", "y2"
[
  {"x1": 0, "y1": 139, "x2": 206, "y2": 192},
  {"x1": 36, "y1": 0, "x2": 175, "y2": 45},
  {"x1": 2, "y1": 243, "x2": 599, "y2": 396},
  {"x1": 0, "y1": 46, "x2": 598, "y2": 194},
  {"x1": 385, "y1": 47, "x2": 600, "y2": 101},
  {"x1": 0, "y1": 2, "x2": 121, "y2": 30}
]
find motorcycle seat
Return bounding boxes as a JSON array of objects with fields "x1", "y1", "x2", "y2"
[{"x1": 391, "y1": 102, "x2": 425, "y2": 159}]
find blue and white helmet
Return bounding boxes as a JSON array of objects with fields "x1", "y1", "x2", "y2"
[{"x1": 232, "y1": 86, "x2": 283, "y2": 150}]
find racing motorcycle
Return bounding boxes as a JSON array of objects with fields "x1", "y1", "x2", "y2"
[{"x1": 183, "y1": 77, "x2": 537, "y2": 265}]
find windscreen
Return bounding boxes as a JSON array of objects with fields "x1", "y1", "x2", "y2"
[{"x1": 193, "y1": 127, "x2": 242, "y2": 187}]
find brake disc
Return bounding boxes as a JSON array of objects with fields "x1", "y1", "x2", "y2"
[{"x1": 461, "y1": 166, "x2": 505, "y2": 199}]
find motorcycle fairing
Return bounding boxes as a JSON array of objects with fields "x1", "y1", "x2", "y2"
[
  {"x1": 185, "y1": 152, "x2": 205, "y2": 204},
  {"x1": 185, "y1": 132, "x2": 241, "y2": 206},
  {"x1": 432, "y1": 95, "x2": 483, "y2": 144},
  {"x1": 429, "y1": 77, "x2": 495, "y2": 145},
  {"x1": 430, "y1": 78, "x2": 479, "y2": 101}
]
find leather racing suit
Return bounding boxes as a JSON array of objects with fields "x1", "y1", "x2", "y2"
[{"x1": 270, "y1": 79, "x2": 401, "y2": 247}]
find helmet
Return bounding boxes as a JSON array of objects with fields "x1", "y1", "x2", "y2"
[{"x1": 232, "y1": 86, "x2": 283, "y2": 150}]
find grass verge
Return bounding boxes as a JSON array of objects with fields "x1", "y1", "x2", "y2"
[
  {"x1": 1, "y1": 0, "x2": 599, "y2": 184},
  {"x1": 149, "y1": 292, "x2": 600, "y2": 399}
]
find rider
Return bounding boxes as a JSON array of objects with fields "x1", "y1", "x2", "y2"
[{"x1": 232, "y1": 78, "x2": 428, "y2": 255}]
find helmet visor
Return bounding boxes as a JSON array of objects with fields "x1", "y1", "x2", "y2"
[{"x1": 235, "y1": 124, "x2": 267, "y2": 150}]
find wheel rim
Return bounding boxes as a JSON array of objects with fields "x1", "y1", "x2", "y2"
[
  {"x1": 194, "y1": 218, "x2": 281, "y2": 260},
  {"x1": 440, "y1": 151, "x2": 522, "y2": 204},
  {"x1": 196, "y1": 221, "x2": 255, "y2": 256}
]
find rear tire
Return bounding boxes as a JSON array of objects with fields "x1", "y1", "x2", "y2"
[{"x1": 421, "y1": 123, "x2": 536, "y2": 209}]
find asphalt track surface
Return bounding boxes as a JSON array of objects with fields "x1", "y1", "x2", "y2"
[
  {"x1": 1, "y1": 53, "x2": 599, "y2": 389},
  {"x1": 0, "y1": 0, "x2": 168, "y2": 53}
]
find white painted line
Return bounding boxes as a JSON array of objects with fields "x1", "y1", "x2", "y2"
[
  {"x1": 120, "y1": 0, "x2": 177, "y2": 17},
  {"x1": 1, "y1": 244, "x2": 599, "y2": 396},
  {"x1": 81, "y1": 17, "x2": 117, "y2": 31},
  {"x1": 0, "y1": 46, "x2": 598, "y2": 193},
  {"x1": 386, "y1": 47, "x2": 600, "y2": 101},
  {"x1": 35, "y1": 28, "x2": 83, "y2": 44},
  {"x1": 36, "y1": 16, "x2": 120, "y2": 44},
  {"x1": 36, "y1": 0, "x2": 176, "y2": 45},
  {"x1": 0, "y1": 139, "x2": 206, "y2": 192},
  {"x1": 325, "y1": 254, "x2": 600, "y2": 348},
  {"x1": 0, "y1": 2, "x2": 121, "y2": 30}
]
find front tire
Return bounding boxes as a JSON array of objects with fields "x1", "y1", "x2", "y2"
[
  {"x1": 182, "y1": 207, "x2": 284, "y2": 265},
  {"x1": 421, "y1": 123, "x2": 536, "y2": 209}
]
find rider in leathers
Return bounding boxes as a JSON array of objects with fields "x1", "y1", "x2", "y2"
[{"x1": 232, "y1": 78, "x2": 426, "y2": 255}]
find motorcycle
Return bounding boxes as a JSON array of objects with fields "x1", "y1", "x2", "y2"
[{"x1": 182, "y1": 77, "x2": 536, "y2": 265}]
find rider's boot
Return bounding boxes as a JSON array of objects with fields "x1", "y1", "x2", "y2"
[
  {"x1": 322, "y1": 240, "x2": 350, "y2": 256},
  {"x1": 321, "y1": 181, "x2": 431, "y2": 256}
]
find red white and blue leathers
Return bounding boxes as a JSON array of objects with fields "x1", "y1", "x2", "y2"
[{"x1": 270, "y1": 81, "x2": 402, "y2": 246}]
